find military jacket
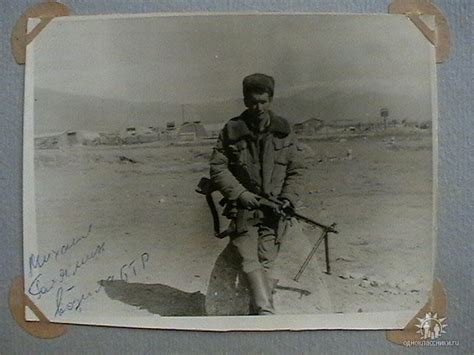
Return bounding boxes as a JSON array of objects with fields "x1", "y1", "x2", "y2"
[{"x1": 210, "y1": 110, "x2": 304, "y2": 206}]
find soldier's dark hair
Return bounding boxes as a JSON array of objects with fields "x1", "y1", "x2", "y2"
[{"x1": 242, "y1": 73, "x2": 275, "y2": 99}]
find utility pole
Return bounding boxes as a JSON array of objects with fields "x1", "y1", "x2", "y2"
[{"x1": 380, "y1": 108, "x2": 389, "y2": 130}]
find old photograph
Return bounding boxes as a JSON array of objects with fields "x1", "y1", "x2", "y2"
[{"x1": 23, "y1": 12, "x2": 436, "y2": 330}]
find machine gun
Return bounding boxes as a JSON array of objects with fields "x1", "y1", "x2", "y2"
[{"x1": 196, "y1": 177, "x2": 338, "y2": 281}]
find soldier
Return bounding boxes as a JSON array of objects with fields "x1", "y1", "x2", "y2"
[{"x1": 210, "y1": 73, "x2": 304, "y2": 315}]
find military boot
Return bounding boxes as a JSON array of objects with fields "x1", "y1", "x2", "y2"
[{"x1": 247, "y1": 269, "x2": 275, "y2": 315}]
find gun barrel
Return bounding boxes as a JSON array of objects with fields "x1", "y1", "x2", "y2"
[{"x1": 292, "y1": 212, "x2": 338, "y2": 234}]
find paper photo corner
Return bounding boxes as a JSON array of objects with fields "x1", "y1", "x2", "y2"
[
  {"x1": 386, "y1": 279, "x2": 447, "y2": 345},
  {"x1": 9, "y1": 277, "x2": 68, "y2": 339}
]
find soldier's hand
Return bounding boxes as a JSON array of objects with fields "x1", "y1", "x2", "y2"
[
  {"x1": 280, "y1": 198, "x2": 292, "y2": 210},
  {"x1": 277, "y1": 198, "x2": 293, "y2": 216},
  {"x1": 238, "y1": 191, "x2": 260, "y2": 209}
]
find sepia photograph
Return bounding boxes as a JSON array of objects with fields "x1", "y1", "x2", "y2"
[{"x1": 23, "y1": 12, "x2": 437, "y2": 330}]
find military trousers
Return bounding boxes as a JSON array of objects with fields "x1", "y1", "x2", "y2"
[{"x1": 230, "y1": 209, "x2": 281, "y2": 276}]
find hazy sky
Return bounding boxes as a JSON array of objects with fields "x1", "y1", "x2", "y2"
[
  {"x1": 30, "y1": 13, "x2": 435, "y2": 132},
  {"x1": 33, "y1": 13, "x2": 433, "y2": 101}
]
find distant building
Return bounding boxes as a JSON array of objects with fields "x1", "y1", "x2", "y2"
[
  {"x1": 58, "y1": 130, "x2": 101, "y2": 146},
  {"x1": 166, "y1": 122, "x2": 176, "y2": 131},
  {"x1": 178, "y1": 121, "x2": 208, "y2": 138},
  {"x1": 327, "y1": 119, "x2": 356, "y2": 128},
  {"x1": 120, "y1": 126, "x2": 158, "y2": 144},
  {"x1": 65, "y1": 131, "x2": 79, "y2": 145},
  {"x1": 294, "y1": 118, "x2": 324, "y2": 135},
  {"x1": 125, "y1": 127, "x2": 137, "y2": 136}
]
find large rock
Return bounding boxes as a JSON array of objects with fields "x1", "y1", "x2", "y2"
[{"x1": 205, "y1": 221, "x2": 333, "y2": 316}]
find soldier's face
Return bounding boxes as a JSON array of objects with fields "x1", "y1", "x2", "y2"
[{"x1": 244, "y1": 92, "x2": 272, "y2": 120}]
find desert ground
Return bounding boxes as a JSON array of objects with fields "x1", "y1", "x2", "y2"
[{"x1": 28, "y1": 128, "x2": 434, "y2": 323}]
